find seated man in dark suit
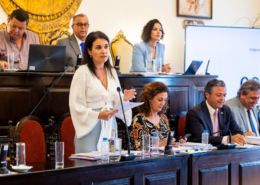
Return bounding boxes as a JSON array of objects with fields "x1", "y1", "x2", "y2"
[
  {"x1": 225, "y1": 80, "x2": 260, "y2": 137},
  {"x1": 185, "y1": 79, "x2": 245, "y2": 146}
]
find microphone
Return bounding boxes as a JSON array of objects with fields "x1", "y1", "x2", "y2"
[
  {"x1": 115, "y1": 56, "x2": 121, "y2": 74},
  {"x1": 164, "y1": 131, "x2": 175, "y2": 155},
  {"x1": 116, "y1": 87, "x2": 136, "y2": 161},
  {"x1": 205, "y1": 60, "x2": 210, "y2": 75},
  {"x1": 0, "y1": 144, "x2": 10, "y2": 174},
  {"x1": 211, "y1": 128, "x2": 237, "y2": 149}
]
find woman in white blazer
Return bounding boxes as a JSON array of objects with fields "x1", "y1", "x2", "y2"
[
  {"x1": 130, "y1": 19, "x2": 171, "y2": 72},
  {"x1": 69, "y1": 31, "x2": 136, "y2": 153}
]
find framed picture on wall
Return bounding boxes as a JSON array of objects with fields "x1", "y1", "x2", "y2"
[{"x1": 177, "y1": 0, "x2": 212, "y2": 19}]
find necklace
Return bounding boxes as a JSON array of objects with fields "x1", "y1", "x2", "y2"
[
  {"x1": 97, "y1": 68, "x2": 106, "y2": 86},
  {"x1": 97, "y1": 76, "x2": 105, "y2": 85}
]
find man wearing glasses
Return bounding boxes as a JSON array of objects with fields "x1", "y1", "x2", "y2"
[
  {"x1": 56, "y1": 14, "x2": 89, "y2": 72},
  {"x1": 0, "y1": 9, "x2": 39, "y2": 71}
]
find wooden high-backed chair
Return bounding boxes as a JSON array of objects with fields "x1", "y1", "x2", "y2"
[
  {"x1": 58, "y1": 113, "x2": 75, "y2": 159},
  {"x1": 45, "y1": 27, "x2": 71, "y2": 45},
  {"x1": 15, "y1": 116, "x2": 47, "y2": 163},
  {"x1": 0, "y1": 23, "x2": 6, "y2": 31},
  {"x1": 110, "y1": 30, "x2": 133, "y2": 73},
  {"x1": 176, "y1": 112, "x2": 187, "y2": 138}
]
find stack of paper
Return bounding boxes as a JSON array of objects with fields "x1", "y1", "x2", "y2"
[
  {"x1": 121, "y1": 150, "x2": 141, "y2": 156},
  {"x1": 236, "y1": 144, "x2": 257, "y2": 148},
  {"x1": 69, "y1": 151, "x2": 102, "y2": 161},
  {"x1": 245, "y1": 136, "x2": 260, "y2": 145},
  {"x1": 174, "y1": 142, "x2": 213, "y2": 150},
  {"x1": 69, "y1": 151, "x2": 141, "y2": 161},
  {"x1": 121, "y1": 72, "x2": 159, "y2": 76}
]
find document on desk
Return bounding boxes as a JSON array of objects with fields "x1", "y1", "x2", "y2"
[
  {"x1": 114, "y1": 102, "x2": 144, "y2": 116},
  {"x1": 121, "y1": 72, "x2": 158, "y2": 76},
  {"x1": 236, "y1": 144, "x2": 257, "y2": 148},
  {"x1": 245, "y1": 136, "x2": 260, "y2": 145}
]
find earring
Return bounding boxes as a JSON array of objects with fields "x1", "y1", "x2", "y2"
[{"x1": 90, "y1": 55, "x2": 92, "y2": 58}]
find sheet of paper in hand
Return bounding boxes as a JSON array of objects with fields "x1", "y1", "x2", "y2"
[{"x1": 114, "y1": 102, "x2": 144, "y2": 116}]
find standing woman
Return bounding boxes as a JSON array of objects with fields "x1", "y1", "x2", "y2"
[
  {"x1": 129, "y1": 82, "x2": 185, "y2": 150},
  {"x1": 69, "y1": 31, "x2": 136, "y2": 153},
  {"x1": 130, "y1": 19, "x2": 171, "y2": 73}
]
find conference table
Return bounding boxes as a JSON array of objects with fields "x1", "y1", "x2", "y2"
[
  {"x1": 1, "y1": 153, "x2": 189, "y2": 185},
  {"x1": 2, "y1": 147, "x2": 260, "y2": 185}
]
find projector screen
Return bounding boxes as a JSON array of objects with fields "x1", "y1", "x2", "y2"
[{"x1": 185, "y1": 25, "x2": 260, "y2": 100}]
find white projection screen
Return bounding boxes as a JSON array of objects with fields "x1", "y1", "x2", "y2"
[{"x1": 185, "y1": 25, "x2": 260, "y2": 100}]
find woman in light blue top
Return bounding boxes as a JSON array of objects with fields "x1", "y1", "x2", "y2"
[{"x1": 130, "y1": 19, "x2": 171, "y2": 72}]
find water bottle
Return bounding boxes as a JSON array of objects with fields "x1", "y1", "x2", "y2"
[
  {"x1": 202, "y1": 130, "x2": 209, "y2": 151},
  {"x1": 101, "y1": 138, "x2": 109, "y2": 163},
  {"x1": 112, "y1": 129, "x2": 117, "y2": 138},
  {"x1": 151, "y1": 133, "x2": 159, "y2": 156}
]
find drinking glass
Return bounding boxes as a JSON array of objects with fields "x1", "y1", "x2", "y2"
[
  {"x1": 16, "y1": 143, "x2": 26, "y2": 166},
  {"x1": 55, "y1": 142, "x2": 64, "y2": 168},
  {"x1": 109, "y1": 138, "x2": 122, "y2": 162},
  {"x1": 7, "y1": 52, "x2": 14, "y2": 69},
  {"x1": 142, "y1": 135, "x2": 150, "y2": 155},
  {"x1": 155, "y1": 58, "x2": 162, "y2": 73},
  {"x1": 145, "y1": 59, "x2": 156, "y2": 72}
]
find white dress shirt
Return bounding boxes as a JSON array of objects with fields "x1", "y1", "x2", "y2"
[
  {"x1": 206, "y1": 101, "x2": 228, "y2": 144},
  {"x1": 69, "y1": 65, "x2": 132, "y2": 150},
  {"x1": 244, "y1": 107, "x2": 259, "y2": 137},
  {"x1": 75, "y1": 35, "x2": 84, "y2": 54}
]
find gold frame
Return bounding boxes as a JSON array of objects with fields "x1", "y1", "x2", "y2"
[{"x1": 177, "y1": 0, "x2": 212, "y2": 19}]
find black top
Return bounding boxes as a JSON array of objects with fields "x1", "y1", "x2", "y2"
[{"x1": 129, "y1": 113, "x2": 170, "y2": 150}]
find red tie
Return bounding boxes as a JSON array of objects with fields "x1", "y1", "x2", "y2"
[{"x1": 214, "y1": 110, "x2": 219, "y2": 136}]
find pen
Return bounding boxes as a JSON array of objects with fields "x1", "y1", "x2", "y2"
[
  {"x1": 184, "y1": 148, "x2": 204, "y2": 152},
  {"x1": 162, "y1": 64, "x2": 171, "y2": 69}
]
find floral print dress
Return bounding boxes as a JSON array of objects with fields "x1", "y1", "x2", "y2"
[{"x1": 129, "y1": 113, "x2": 170, "y2": 150}]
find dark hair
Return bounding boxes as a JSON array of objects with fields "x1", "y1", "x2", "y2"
[
  {"x1": 138, "y1": 82, "x2": 169, "y2": 116},
  {"x1": 237, "y1": 79, "x2": 260, "y2": 97},
  {"x1": 9, "y1": 9, "x2": 29, "y2": 26},
  {"x1": 81, "y1": 31, "x2": 114, "y2": 78},
  {"x1": 204, "y1": 79, "x2": 226, "y2": 99},
  {"x1": 141, "y1": 19, "x2": 165, "y2": 42}
]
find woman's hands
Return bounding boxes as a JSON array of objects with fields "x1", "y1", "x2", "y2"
[
  {"x1": 162, "y1": 63, "x2": 171, "y2": 73},
  {"x1": 123, "y1": 89, "x2": 136, "y2": 101},
  {"x1": 159, "y1": 136, "x2": 187, "y2": 147},
  {"x1": 98, "y1": 110, "x2": 118, "y2": 121},
  {"x1": 159, "y1": 137, "x2": 176, "y2": 147},
  {"x1": 0, "y1": 61, "x2": 8, "y2": 71},
  {"x1": 178, "y1": 138, "x2": 187, "y2": 143}
]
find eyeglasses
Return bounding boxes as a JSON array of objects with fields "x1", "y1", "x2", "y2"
[
  {"x1": 9, "y1": 22, "x2": 26, "y2": 31},
  {"x1": 74, "y1": 23, "x2": 90, "y2": 27}
]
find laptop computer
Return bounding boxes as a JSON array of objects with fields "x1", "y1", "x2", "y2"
[
  {"x1": 27, "y1": 44, "x2": 67, "y2": 72},
  {"x1": 184, "y1": 60, "x2": 203, "y2": 75}
]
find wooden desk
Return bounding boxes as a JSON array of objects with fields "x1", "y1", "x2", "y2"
[
  {"x1": 1, "y1": 154, "x2": 189, "y2": 185},
  {"x1": 0, "y1": 72, "x2": 217, "y2": 126},
  {"x1": 2, "y1": 148, "x2": 260, "y2": 184},
  {"x1": 190, "y1": 147, "x2": 260, "y2": 185}
]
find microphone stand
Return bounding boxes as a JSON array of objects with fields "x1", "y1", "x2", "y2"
[
  {"x1": 164, "y1": 131, "x2": 175, "y2": 155},
  {"x1": 211, "y1": 128, "x2": 237, "y2": 149},
  {"x1": 29, "y1": 69, "x2": 68, "y2": 116},
  {"x1": 117, "y1": 87, "x2": 136, "y2": 161}
]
